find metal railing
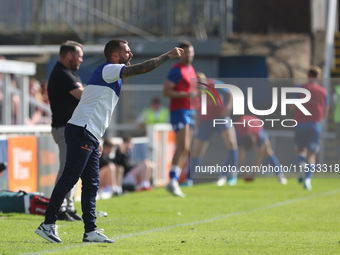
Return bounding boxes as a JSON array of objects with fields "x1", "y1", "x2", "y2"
[
  {"x1": 0, "y1": 0, "x2": 233, "y2": 42},
  {"x1": 0, "y1": 59, "x2": 52, "y2": 126}
]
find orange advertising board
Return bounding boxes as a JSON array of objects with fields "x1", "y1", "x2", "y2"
[
  {"x1": 8, "y1": 136, "x2": 38, "y2": 192},
  {"x1": 154, "y1": 129, "x2": 177, "y2": 186}
]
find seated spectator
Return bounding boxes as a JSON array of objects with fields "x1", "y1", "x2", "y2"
[
  {"x1": 113, "y1": 135, "x2": 154, "y2": 192},
  {"x1": 40, "y1": 80, "x2": 49, "y2": 105},
  {"x1": 11, "y1": 74, "x2": 20, "y2": 124},
  {"x1": 26, "y1": 77, "x2": 51, "y2": 125},
  {"x1": 98, "y1": 138, "x2": 124, "y2": 198}
]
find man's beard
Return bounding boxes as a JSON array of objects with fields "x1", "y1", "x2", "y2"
[
  {"x1": 69, "y1": 60, "x2": 79, "y2": 71},
  {"x1": 119, "y1": 55, "x2": 131, "y2": 65}
]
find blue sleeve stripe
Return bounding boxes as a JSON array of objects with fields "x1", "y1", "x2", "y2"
[{"x1": 119, "y1": 65, "x2": 126, "y2": 78}]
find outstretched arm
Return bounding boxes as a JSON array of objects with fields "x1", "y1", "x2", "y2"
[{"x1": 121, "y1": 47, "x2": 183, "y2": 78}]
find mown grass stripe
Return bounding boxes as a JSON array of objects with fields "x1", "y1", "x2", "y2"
[{"x1": 24, "y1": 188, "x2": 340, "y2": 255}]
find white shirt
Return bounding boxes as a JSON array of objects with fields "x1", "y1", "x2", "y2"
[{"x1": 68, "y1": 62, "x2": 125, "y2": 140}]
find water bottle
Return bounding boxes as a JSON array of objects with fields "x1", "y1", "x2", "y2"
[{"x1": 97, "y1": 210, "x2": 108, "y2": 217}]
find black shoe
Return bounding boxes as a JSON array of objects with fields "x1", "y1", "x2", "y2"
[
  {"x1": 58, "y1": 211, "x2": 76, "y2": 221},
  {"x1": 67, "y1": 210, "x2": 82, "y2": 221}
]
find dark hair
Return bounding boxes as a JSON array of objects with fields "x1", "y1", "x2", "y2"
[
  {"x1": 151, "y1": 97, "x2": 161, "y2": 104},
  {"x1": 178, "y1": 40, "x2": 192, "y2": 49},
  {"x1": 59, "y1": 41, "x2": 82, "y2": 57},
  {"x1": 104, "y1": 39, "x2": 128, "y2": 61},
  {"x1": 122, "y1": 134, "x2": 132, "y2": 143},
  {"x1": 241, "y1": 133, "x2": 256, "y2": 151},
  {"x1": 103, "y1": 138, "x2": 114, "y2": 147},
  {"x1": 308, "y1": 66, "x2": 321, "y2": 78}
]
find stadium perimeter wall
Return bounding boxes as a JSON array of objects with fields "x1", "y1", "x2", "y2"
[
  {"x1": 0, "y1": 124, "x2": 337, "y2": 198},
  {"x1": 0, "y1": 127, "x2": 151, "y2": 198}
]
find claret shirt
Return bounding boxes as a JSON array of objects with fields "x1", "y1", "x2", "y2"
[{"x1": 167, "y1": 62, "x2": 197, "y2": 111}]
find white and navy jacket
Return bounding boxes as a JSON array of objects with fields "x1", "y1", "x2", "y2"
[{"x1": 68, "y1": 62, "x2": 126, "y2": 140}]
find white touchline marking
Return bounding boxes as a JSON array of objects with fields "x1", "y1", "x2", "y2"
[{"x1": 25, "y1": 188, "x2": 340, "y2": 255}]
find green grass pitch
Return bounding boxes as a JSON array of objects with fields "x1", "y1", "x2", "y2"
[{"x1": 0, "y1": 178, "x2": 339, "y2": 254}]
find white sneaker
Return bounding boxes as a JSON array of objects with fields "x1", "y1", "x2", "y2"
[
  {"x1": 83, "y1": 230, "x2": 115, "y2": 243},
  {"x1": 278, "y1": 173, "x2": 288, "y2": 185},
  {"x1": 304, "y1": 178, "x2": 312, "y2": 191},
  {"x1": 216, "y1": 176, "x2": 227, "y2": 187},
  {"x1": 35, "y1": 223, "x2": 62, "y2": 243},
  {"x1": 165, "y1": 179, "x2": 186, "y2": 197}
]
